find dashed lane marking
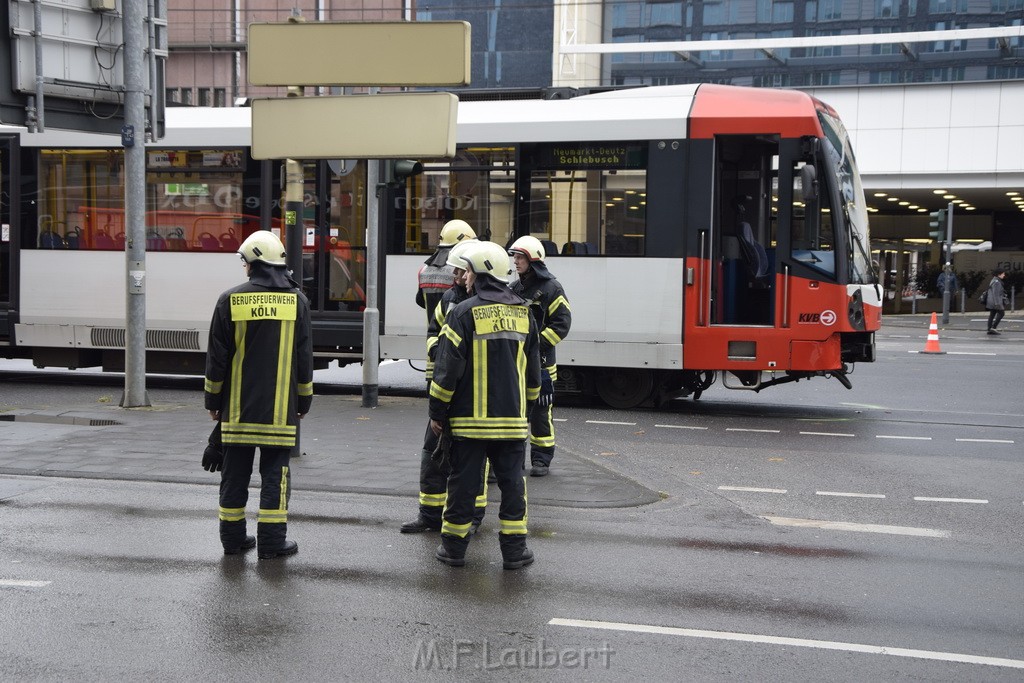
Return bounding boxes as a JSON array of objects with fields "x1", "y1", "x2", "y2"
[
  {"x1": 548, "y1": 618, "x2": 1023, "y2": 670},
  {"x1": 876, "y1": 435, "x2": 932, "y2": 440},
  {"x1": 908, "y1": 350, "x2": 997, "y2": 356},
  {"x1": 585, "y1": 419, "x2": 637, "y2": 426},
  {"x1": 799, "y1": 431, "x2": 855, "y2": 437},
  {"x1": 956, "y1": 438, "x2": 1014, "y2": 444},
  {"x1": 761, "y1": 516, "x2": 951, "y2": 538},
  {"x1": 0, "y1": 580, "x2": 50, "y2": 588},
  {"x1": 718, "y1": 486, "x2": 787, "y2": 494},
  {"x1": 654, "y1": 424, "x2": 708, "y2": 430},
  {"x1": 815, "y1": 491, "x2": 886, "y2": 499},
  {"x1": 913, "y1": 496, "x2": 989, "y2": 504},
  {"x1": 726, "y1": 428, "x2": 781, "y2": 433}
]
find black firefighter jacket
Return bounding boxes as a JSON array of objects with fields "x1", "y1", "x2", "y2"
[
  {"x1": 511, "y1": 267, "x2": 571, "y2": 376},
  {"x1": 205, "y1": 273, "x2": 314, "y2": 448},
  {"x1": 428, "y1": 290, "x2": 542, "y2": 440}
]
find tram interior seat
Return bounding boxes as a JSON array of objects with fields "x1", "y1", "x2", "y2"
[
  {"x1": 540, "y1": 239, "x2": 558, "y2": 257},
  {"x1": 198, "y1": 232, "x2": 221, "y2": 251},
  {"x1": 561, "y1": 241, "x2": 598, "y2": 255},
  {"x1": 737, "y1": 221, "x2": 769, "y2": 282},
  {"x1": 65, "y1": 227, "x2": 82, "y2": 249},
  {"x1": 166, "y1": 227, "x2": 188, "y2": 251},
  {"x1": 93, "y1": 230, "x2": 116, "y2": 250},
  {"x1": 219, "y1": 231, "x2": 240, "y2": 251},
  {"x1": 146, "y1": 230, "x2": 167, "y2": 251},
  {"x1": 39, "y1": 231, "x2": 66, "y2": 249}
]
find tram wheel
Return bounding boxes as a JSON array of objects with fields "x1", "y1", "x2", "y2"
[{"x1": 595, "y1": 368, "x2": 655, "y2": 409}]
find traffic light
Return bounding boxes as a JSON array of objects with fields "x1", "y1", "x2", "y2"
[
  {"x1": 928, "y1": 208, "x2": 947, "y2": 241},
  {"x1": 384, "y1": 159, "x2": 423, "y2": 185}
]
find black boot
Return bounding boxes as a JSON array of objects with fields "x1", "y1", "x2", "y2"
[
  {"x1": 224, "y1": 535, "x2": 256, "y2": 555},
  {"x1": 435, "y1": 534, "x2": 469, "y2": 567},
  {"x1": 258, "y1": 539, "x2": 298, "y2": 560},
  {"x1": 401, "y1": 515, "x2": 441, "y2": 533},
  {"x1": 499, "y1": 534, "x2": 534, "y2": 570}
]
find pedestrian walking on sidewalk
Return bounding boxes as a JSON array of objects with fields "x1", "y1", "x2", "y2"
[
  {"x1": 508, "y1": 236, "x2": 572, "y2": 477},
  {"x1": 984, "y1": 269, "x2": 1008, "y2": 335},
  {"x1": 205, "y1": 230, "x2": 313, "y2": 559},
  {"x1": 429, "y1": 241, "x2": 542, "y2": 570},
  {"x1": 401, "y1": 237, "x2": 488, "y2": 534}
]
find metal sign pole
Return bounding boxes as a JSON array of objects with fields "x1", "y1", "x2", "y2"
[
  {"x1": 941, "y1": 202, "x2": 953, "y2": 326},
  {"x1": 121, "y1": 0, "x2": 150, "y2": 407},
  {"x1": 362, "y1": 159, "x2": 380, "y2": 408}
]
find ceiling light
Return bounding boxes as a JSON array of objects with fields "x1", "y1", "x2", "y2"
[
  {"x1": 917, "y1": 208, "x2": 927, "y2": 213},
  {"x1": 943, "y1": 194, "x2": 956, "y2": 199},
  {"x1": 933, "y1": 189, "x2": 947, "y2": 194},
  {"x1": 965, "y1": 206, "x2": 976, "y2": 211},
  {"x1": 1006, "y1": 191, "x2": 1020, "y2": 196},
  {"x1": 951, "y1": 199, "x2": 964, "y2": 204},
  {"x1": 898, "y1": 201, "x2": 909, "y2": 206},
  {"x1": 887, "y1": 197, "x2": 898, "y2": 202},
  {"x1": 908, "y1": 205, "x2": 919, "y2": 209},
  {"x1": 873, "y1": 192, "x2": 888, "y2": 197}
]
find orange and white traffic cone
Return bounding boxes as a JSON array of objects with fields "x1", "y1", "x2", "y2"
[{"x1": 921, "y1": 312, "x2": 945, "y2": 354}]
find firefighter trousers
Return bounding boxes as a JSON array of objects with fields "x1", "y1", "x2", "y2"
[
  {"x1": 441, "y1": 439, "x2": 527, "y2": 557},
  {"x1": 529, "y1": 402, "x2": 555, "y2": 467},
  {"x1": 418, "y1": 423, "x2": 488, "y2": 524},
  {"x1": 219, "y1": 445, "x2": 291, "y2": 552}
]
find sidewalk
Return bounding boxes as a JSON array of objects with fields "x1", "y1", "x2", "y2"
[
  {"x1": 883, "y1": 310, "x2": 1023, "y2": 332},
  {"x1": 0, "y1": 389, "x2": 661, "y2": 509}
]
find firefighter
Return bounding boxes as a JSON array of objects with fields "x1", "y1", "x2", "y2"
[
  {"x1": 205, "y1": 230, "x2": 313, "y2": 560},
  {"x1": 417, "y1": 219, "x2": 477, "y2": 383},
  {"x1": 508, "y1": 235, "x2": 572, "y2": 477},
  {"x1": 429, "y1": 241, "x2": 542, "y2": 570},
  {"x1": 401, "y1": 238, "x2": 488, "y2": 534}
]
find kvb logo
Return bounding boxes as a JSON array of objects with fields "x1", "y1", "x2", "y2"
[{"x1": 798, "y1": 309, "x2": 837, "y2": 325}]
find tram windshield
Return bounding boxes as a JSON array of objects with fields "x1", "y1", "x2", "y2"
[{"x1": 818, "y1": 109, "x2": 874, "y2": 285}]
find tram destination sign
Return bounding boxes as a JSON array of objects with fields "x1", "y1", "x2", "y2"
[
  {"x1": 248, "y1": 21, "x2": 471, "y2": 87},
  {"x1": 532, "y1": 143, "x2": 647, "y2": 170},
  {"x1": 251, "y1": 93, "x2": 458, "y2": 159}
]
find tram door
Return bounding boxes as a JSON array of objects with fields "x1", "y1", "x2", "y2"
[
  {"x1": 0, "y1": 135, "x2": 13, "y2": 342},
  {"x1": 294, "y1": 160, "x2": 368, "y2": 314},
  {"x1": 687, "y1": 134, "x2": 834, "y2": 375}
]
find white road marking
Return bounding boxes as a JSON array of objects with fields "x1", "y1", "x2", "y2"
[
  {"x1": 876, "y1": 435, "x2": 932, "y2": 441},
  {"x1": 946, "y1": 351, "x2": 998, "y2": 356},
  {"x1": 956, "y1": 438, "x2": 1014, "y2": 444},
  {"x1": 815, "y1": 491, "x2": 886, "y2": 499},
  {"x1": 799, "y1": 431, "x2": 855, "y2": 437},
  {"x1": 761, "y1": 516, "x2": 949, "y2": 538},
  {"x1": 548, "y1": 618, "x2": 1024, "y2": 670},
  {"x1": 888, "y1": 334, "x2": 912, "y2": 338},
  {"x1": 585, "y1": 419, "x2": 637, "y2": 426},
  {"x1": 0, "y1": 579, "x2": 51, "y2": 588},
  {"x1": 655, "y1": 424, "x2": 708, "y2": 430},
  {"x1": 913, "y1": 496, "x2": 988, "y2": 504},
  {"x1": 726, "y1": 428, "x2": 781, "y2": 433},
  {"x1": 553, "y1": 418, "x2": 568, "y2": 422},
  {"x1": 718, "y1": 486, "x2": 787, "y2": 494}
]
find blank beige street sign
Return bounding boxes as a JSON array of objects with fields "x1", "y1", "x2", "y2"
[
  {"x1": 250, "y1": 93, "x2": 458, "y2": 159},
  {"x1": 248, "y1": 21, "x2": 470, "y2": 87}
]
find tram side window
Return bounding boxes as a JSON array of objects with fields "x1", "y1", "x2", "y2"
[
  {"x1": 398, "y1": 148, "x2": 516, "y2": 254},
  {"x1": 34, "y1": 150, "x2": 125, "y2": 249},
  {"x1": 524, "y1": 142, "x2": 648, "y2": 256},
  {"x1": 789, "y1": 161, "x2": 835, "y2": 276},
  {"x1": 146, "y1": 150, "x2": 250, "y2": 252}
]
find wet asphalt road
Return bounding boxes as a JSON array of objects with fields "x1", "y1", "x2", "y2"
[{"x1": 1, "y1": 322, "x2": 1023, "y2": 680}]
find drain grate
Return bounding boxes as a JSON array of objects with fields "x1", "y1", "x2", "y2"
[{"x1": 0, "y1": 415, "x2": 121, "y2": 426}]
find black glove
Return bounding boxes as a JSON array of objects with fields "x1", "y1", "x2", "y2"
[
  {"x1": 431, "y1": 422, "x2": 452, "y2": 468},
  {"x1": 202, "y1": 423, "x2": 223, "y2": 473},
  {"x1": 537, "y1": 370, "x2": 554, "y2": 407}
]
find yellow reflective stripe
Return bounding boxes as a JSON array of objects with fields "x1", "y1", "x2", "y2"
[
  {"x1": 426, "y1": 336, "x2": 438, "y2": 352},
  {"x1": 541, "y1": 327, "x2": 562, "y2": 346},
  {"x1": 441, "y1": 520, "x2": 473, "y2": 538},
  {"x1": 222, "y1": 422, "x2": 297, "y2": 435},
  {"x1": 526, "y1": 386, "x2": 540, "y2": 401},
  {"x1": 223, "y1": 434, "x2": 295, "y2": 447},
  {"x1": 530, "y1": 434, "x2": 556, "y2": 447},
  {"x1": 547, "y1": 364, "x2": 558, "y2": 381},
  {"x1": 517, "y1": 340, "x2": 527, "y2": 417},
  {"x1": 450, "y1": 426, "x2": 529, "y2": 440},
  {"x1": 439, "y1": 324, "x2": 462, "y2": 346},
  {"x1": 274, "y1": 320, "x2": 294, "y2": 426},
  {"x1": 476, "y1": 459, "x2": 490, "y2": 507},
  {"x1": 473, "y1": 339, "x2": 487, "y2": 418},
  {"x1": 499, "y1": 519, "x2": 528, "y2": 535},
  {"x1": 419, "y1": 491, "x2": 447, "y2": 507},
  {"x1": 429, "y1": 381, "x2": 453, "y2": 402},
  {"x1": 297, "y1": 381, "x2": 313, "y2": 397},
  {"x1": 258, "y1": 510, "x2": 288, "y2": 523},
  {"x1": 219, "y1": 506, "x2": 246, "y2": 522},
  {"x1": 229, "y1": 320, "x2": 246, "y2": 424},
  {"x1": 434, "y1": 304, "x2": 445, "y2": 327},
  {"x1": 279, "y1": 465, "x2": 289, "y2": 512},
  {"x1": 450, "y1": 417, "x2": 526, "y2": 426},
  {"x1": 547, "y1": 295, "x2": 570, "y2": 315},
  {"x1": 204, "y1": 378, "x2": 223, "y2": 394}
]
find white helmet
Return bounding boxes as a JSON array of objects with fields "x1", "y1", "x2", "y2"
[
  {"x1": 446, "y1": 238, "x2": 478, "y2": 270},
  {"x1": 438, "y1": 219, "x2": 477, "y2": 247},
  {"x1": 463, "y1": 241, "x2": 513, "y2": 283},
  {"x1": 238, "y1": 230, "x2": 287, "y2": 266},
  {"x1": 508, "y1": 235, "x2": 546, "y2": 262}
]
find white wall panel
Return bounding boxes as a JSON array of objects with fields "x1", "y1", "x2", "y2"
[
  {"x1": 949, "y1": 84, "x2": 1000, "y2": 128},
  {"x1": 950, "y1": 127, "x2": 999, "y2": 171},
  {"x1": 995, "y1": 125, "x2": 1024, "y2": 174},
  {"x1": 901, "y1": 128, "x2": 950, "y2": 173},
  {"x1": 853, "y1": 129, "x2": 904, "y2": 173}
]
